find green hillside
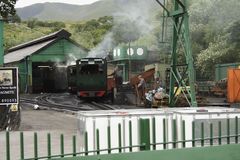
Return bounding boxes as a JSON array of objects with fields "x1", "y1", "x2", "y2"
[
  {"x1": 4, "y1": 23, "x2": 52, "y2": 50},
  {"x1": 4, "y1": 16, "x2": 114, "y2": 51}
]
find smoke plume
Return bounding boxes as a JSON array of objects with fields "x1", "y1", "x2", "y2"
[{"x1": 88, "y1": 0, "x2": 156, "y2": 58}]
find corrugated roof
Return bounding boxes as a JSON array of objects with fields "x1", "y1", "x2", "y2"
[
  {"x1": 4, "y1": 29, "x2": 88, "y2": 64},
  {"x1": 8, "y1": 29, "x2": 71, "y2": 52},
  {"x1": 4, "y1": 38, "x2": 56, "y2": 64}
]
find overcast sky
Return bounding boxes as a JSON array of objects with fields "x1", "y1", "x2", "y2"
[{"x1": 16, "y1": 0, "x2": 101, "y2": 8}]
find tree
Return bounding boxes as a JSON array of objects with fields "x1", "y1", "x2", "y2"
[
  {"x1": 196, "y1": 20, "x2": 240, "y2": 79},
  {"x1": 227, "y1": 21, "x2": 240, "y2": 46},
  {"x1": 196, "y1": 40, "x2": 232, "y2": 79},
  {"x1": 112, "y1": 19, "x2": 141, "y2": 44},
  {"x1": 188, "y1": 0, "x2": 240, "y2": 80},
  {"x1": 26, "y1": 18, "x2": 38, "y2": 29},
  {"x1": 69, "y1": 16, "x2": 113, "y2": 49},
  {"x1": 11, "y1": 13, "x2": 21, "y2": 23},
  {"x1": 0, "y1": 0, "x2": 17, "y2": 18}
]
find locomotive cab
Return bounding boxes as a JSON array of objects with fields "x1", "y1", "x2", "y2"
[{"x1": 76, "y1": 58, "x2": 108, "y2": 98}]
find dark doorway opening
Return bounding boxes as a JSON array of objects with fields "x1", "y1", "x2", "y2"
[{"x1": 32, "y1": 62, "x2": 67, "y2": 93}]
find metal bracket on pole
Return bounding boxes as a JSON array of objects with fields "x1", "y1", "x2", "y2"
[{"x1": 156, "y1": 0, "x2": 198, "y2": 107}]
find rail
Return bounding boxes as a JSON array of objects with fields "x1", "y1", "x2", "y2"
[{"x1": 20, "y1": 95, "x2": 114, "y2": 111}]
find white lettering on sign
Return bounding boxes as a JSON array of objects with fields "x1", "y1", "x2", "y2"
[
  {"x1": 0, "y1": 90, "x2": 15, "y2": 94},
  {"x1": 1, "y1": 98, "x2": 17, "y2": 103}
]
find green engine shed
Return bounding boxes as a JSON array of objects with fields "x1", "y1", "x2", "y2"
[
  {"x1": 111, "y1": 46, "x2": 148, "y2": 81},
  {"x1": 4, "y1": 29, "x2": 87, "y2": 93}
]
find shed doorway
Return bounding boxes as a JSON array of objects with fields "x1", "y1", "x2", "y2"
[{"x1": 32, "y1": 62, "x2": 68, "y2": 93}]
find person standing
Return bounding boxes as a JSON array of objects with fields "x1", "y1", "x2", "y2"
[
  {"x1": 137, "y1": 75, "x2": 146, "y2": 105},
  {"x1": 109, "y1": 66, "x2": 123, "y2": 89}
]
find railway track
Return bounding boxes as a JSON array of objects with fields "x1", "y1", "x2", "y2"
[
  {"x1": 89, "y1": 101, "x2": 115, "y2": 110},
  {"x1": 20, "y1": 94, "x2": 115, "y2": 112}
]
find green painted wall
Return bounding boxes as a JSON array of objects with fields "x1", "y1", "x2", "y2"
[
  {"x1": 113, "y1": 60, "x2": 145, "y2": 81},
  {"x1": 215, "y1": 63, "x2": 240, "y2": 81},
  {"x1": 18, "y1": 61, "x2": 27, "y2": 92},
  {"x1": 31, "y1": 39, "x2": 87, "y2": 62},
  {"x1": 113, "y1": 46, "x2": 148, "y2": 61},
  {"x1": 112, "y1": 46, "x2": 147, "y2": 81},
  {"x1": 7, "y1": 38, "x2": 87, "y2": 93}
]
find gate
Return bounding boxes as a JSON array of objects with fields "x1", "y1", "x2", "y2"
[{"x1": 228, "y1": 69, "x2": 240, "y2": 103}]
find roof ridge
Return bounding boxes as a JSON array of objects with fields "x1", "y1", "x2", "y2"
[
  {"x1": 8, "y1": 29, "x2": 71, "y2": 52},
  {"x1": 4, "y1": 38, "x2": 58, "y2": 64}
]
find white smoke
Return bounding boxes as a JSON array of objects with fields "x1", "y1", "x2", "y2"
[
  {"x1": 87, "y1": 32, "x2": 114, "y2": 58},
  {"x1": 88, "y1": 0, "x2": 156, "y2": 58},
  {"x1": 53, "y1": 53, "x2": 77, "y2": 68},
  {"x1": 113, "y1": 0, "x2": 154, "y2": 36},
  {"x1": 66, "y1": 53, "x2": 78, "y2": 66}
]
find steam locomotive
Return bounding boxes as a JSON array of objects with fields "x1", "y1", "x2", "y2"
[{"x1": 67, "y1": 58, "x2": 115, "y2": 99}]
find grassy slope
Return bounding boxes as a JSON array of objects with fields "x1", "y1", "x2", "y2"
[
  {"x1": 4, "y1": 22, "x2": 96, "y2": 51},
  {"x1": 4, "y1": 23, "x2": 52, "y2": 50}
]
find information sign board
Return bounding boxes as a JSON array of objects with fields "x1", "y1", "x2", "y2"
[{"x1": 0, "y1": 67, "x2": 18, "y2": 105}]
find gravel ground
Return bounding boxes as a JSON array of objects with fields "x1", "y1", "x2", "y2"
[
  {"x1": 19, "y1": 105, "x2": 78, "y2": 131},
  {"x1": 0, "y1": 104, "x2": 80, "y2": 160}
]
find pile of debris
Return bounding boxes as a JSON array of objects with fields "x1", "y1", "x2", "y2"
[{"x1": 145, "y1": 87, "x2": 169, "y2": 108}]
